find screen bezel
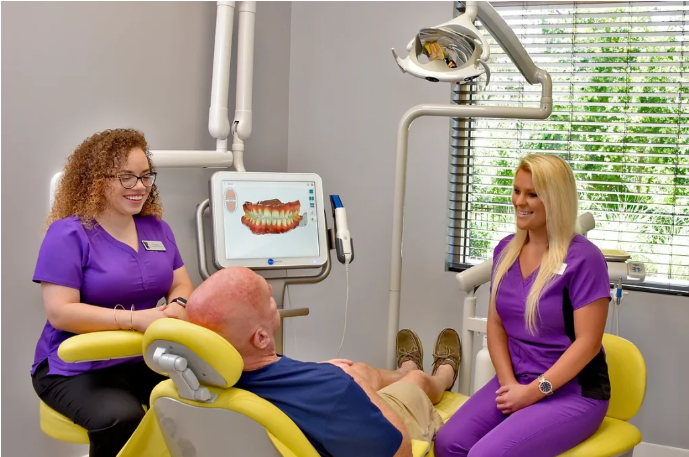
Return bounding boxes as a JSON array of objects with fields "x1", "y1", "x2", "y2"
[{"x1": 209, "y1": 171, "x2": 329, "y2": 270}]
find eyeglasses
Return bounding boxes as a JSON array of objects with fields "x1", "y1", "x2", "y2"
[{"x1": 110, "y1": 172, "x2": 157, "y2": 189}]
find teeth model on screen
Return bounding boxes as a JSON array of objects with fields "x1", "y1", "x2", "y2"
[{"x1": 241, "y1": 199, "x2": 304, "y2": 235}]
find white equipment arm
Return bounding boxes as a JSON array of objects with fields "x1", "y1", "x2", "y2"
[
  {"x1": 153, "y1": 0, "x2": 240, "y2": 168},
  {"x1": 230, "y1": 1, "x2": 256, "y2": 172},
  {"x1": 49, "y1": 1, "x2": 257, "y2": 207},
  {"x1": 386, "y1": 1, "x2": 553, "y2": 370},
  {"x1": 208, "y1": 1, "x2": 236, "y2": 148}
]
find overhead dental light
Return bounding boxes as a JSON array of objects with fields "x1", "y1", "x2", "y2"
[
  {"x1": 391, "y1": 3, "x2": 490, "y2": 84},
  {"x1": 386, "y1": 1, "x2": 554, "y2": 376}
]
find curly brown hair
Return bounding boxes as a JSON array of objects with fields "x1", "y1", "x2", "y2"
[{"x1": 45, "y1": 129, "x2": 163, "y2": 230}]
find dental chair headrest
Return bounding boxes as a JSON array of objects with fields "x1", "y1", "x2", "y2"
[{"x1": 143, "y1": 319, "x2": 244, "y2": 388}]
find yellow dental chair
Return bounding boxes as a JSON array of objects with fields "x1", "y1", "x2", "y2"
[
  {"x1": 39, "y1": 321, "x2": 645, "y2": 457},
  {"x1": 37, "y1": 319, "x2": 464, "y2": 456},
  {"x1": 557, "y1": 333, "x2": 646, "y2": 457},
  {"x1": 138, "y1": 322, "x2": 646, "y2": 457},
  {"x1": 136, "y1": 318, "x2": 463, "y2": 457},
  {"x1": 425, "y1": 332, "x2": 646, "y2": 457},
  {"x1": 38, "y1": 331, "x2": 146, "y2": 446}
]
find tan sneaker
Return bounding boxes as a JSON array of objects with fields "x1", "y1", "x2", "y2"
[
  {"x1": 432, "y1": 328, "x2": 461, "y2": 390},
  {"x1": 396, "y1": 329, "x2": 424, "y2": 370}
]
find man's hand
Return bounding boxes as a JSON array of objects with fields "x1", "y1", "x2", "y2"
[
  {"x1": 320, "y1": 359, "x2": 353, "y2": 370},
  {"x1": 495, "y1": 383, "x2": 543, "y2": 415},
  {"x1": 163, "y1": 302, "x2": 188, "y2": 321}
]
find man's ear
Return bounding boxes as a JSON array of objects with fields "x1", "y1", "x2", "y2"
[{"x1": 251, "y1": 326, "x2": 271, "y2": 350}]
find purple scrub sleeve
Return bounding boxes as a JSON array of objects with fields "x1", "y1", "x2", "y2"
[
  {"x1": 566, "y1": 240, "x2": 611, "y2": 311},
  {"x1": 32, "y1": 216, "x2": 184, "y2": 376}
]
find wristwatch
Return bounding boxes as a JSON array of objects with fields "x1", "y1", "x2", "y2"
[
  {"x1": 538, "y1": 374, "x2": 553, "y2": 396},
  {"x1": 170, "y1": 297, "x2": 187, "y2": 308}
]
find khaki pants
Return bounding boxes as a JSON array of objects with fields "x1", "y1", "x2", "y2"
[{"x1": 378, "y1": 381, "x2": 445, "y2": 444}]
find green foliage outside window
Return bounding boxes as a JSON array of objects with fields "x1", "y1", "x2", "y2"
[{"x1": 448, "y1": 2, "x2": 687, "y2": 294}]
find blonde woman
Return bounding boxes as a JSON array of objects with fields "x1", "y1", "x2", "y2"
[{"x1": 435, "y1": 155, "x2": 611, "y2": 457}]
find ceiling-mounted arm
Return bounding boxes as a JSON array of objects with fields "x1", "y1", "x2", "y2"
[
  {"x1": 474, "y1": 2, "x2": 540, "y2": 85},
  {"x1": 47, "y1": 1, "x2": 239, "y2": 204},
  {"x1": 472, "y1": 2, "x2": 552, "y2": 108},
  {"x1": 386, "y1": 2, "x2": 554, "y2": 370},
  {"x1": 471, "y1": 1, "x2": 553, "y2": 121},
  {"x1": 436, "y1": 1, "x2": 489, "y2": 62},
  {"x1": 209, "y1": 1, "x2": 236, "y2": 152},
  {"x1": 231, "y1": 1, "x2": 256, "y2": 172}
]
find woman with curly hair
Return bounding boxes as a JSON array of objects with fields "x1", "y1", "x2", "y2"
[{"x1": 30, "y1": 129, "x2": 193, "y2": 457}]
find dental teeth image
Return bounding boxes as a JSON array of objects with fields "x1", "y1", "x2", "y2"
[{"x1": 241, "y1": 199, "x2": 303, "y2": 235}]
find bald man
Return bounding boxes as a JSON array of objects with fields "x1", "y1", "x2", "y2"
[{"x1": 187, "y1": 267, "x2": 461, "y2": 457}]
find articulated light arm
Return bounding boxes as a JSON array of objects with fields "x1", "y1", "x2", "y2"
[
  {"x1": 386, "y1": 1, "x2": 553, "y2": 370},
  {"x1": 473, "y1": 2, "x2": 542, "y2": 86},
  {"x1": 386, "y1": 97, "x2": 553, "y2": 371}
]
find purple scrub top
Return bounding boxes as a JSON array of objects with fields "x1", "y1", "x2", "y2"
[
  {"x1": 493, "y1": 234, "x2": 612, "y2": 399},
  {"x1": 31, "y1": 215, "x2": 184, "y2": 376}
]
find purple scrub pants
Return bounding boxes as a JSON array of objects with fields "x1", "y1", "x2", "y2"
[{"x1": 434, "y1": 376, "x2": 608, "y2": 457}]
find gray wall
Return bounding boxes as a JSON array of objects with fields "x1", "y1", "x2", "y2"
[
  {"x1": 1, "y1": 2, "x2": 291, "y2": 456},
  {"x1": 285, "y1": 0, "x2": 689, "y2": 451},
  {"x1": 284, "y1": 1, "x2": 459, "y2": 370}
]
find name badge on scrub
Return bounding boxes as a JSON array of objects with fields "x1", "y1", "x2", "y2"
[{"x1": 142, "y1": 240, "x2": 166, "y2": 251}]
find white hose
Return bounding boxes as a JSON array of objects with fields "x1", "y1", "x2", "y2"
[{"x1": 336, "y1": 261, "x2": 350, "y2": 358}]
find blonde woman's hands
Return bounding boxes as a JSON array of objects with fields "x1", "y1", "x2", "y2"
[{"x1": 495, "y1": 383, "x2": 543, "y2": 415}]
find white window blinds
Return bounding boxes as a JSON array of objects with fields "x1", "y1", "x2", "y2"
[{"x1": 448, "y1": 1, "x2": 688, "y2": 295}]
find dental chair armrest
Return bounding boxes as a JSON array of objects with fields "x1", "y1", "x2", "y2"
[{"x1": 58, "y1": 331, "x2": 144, "y2": 363}]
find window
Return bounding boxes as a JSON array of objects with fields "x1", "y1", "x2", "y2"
[{"x1": 448, "y1": 1, "x2": 688, "y2": 295}]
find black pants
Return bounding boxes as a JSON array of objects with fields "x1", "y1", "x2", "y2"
[{"x1": 32, "y1": 359, "x2": 166, "y2": 457}]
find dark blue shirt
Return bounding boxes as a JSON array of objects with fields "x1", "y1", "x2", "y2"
[{"x1": 235, "y1": 356, "x2": 402, "y2": 457}]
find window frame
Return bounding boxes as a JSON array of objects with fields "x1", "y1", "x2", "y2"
[{"x1": 446, "y1": 1, "x2": 689, "y2": 297}]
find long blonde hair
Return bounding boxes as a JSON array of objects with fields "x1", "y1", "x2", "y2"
[{"x1": 490, "y1": 154, "x2": 579, "y2": 334}]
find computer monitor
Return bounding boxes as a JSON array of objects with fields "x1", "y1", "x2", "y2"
[{"x1": 209, "y1": 172, "x2": 329, "y2": 269}]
